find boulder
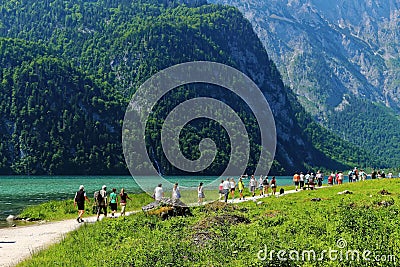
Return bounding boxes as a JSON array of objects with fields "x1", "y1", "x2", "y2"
[
  {"x1": 6, "y1": 215, "x2": 16, "y2": 221},
  {"x1": 142, "y1": 197, "x2": 191, "y2": 219}
]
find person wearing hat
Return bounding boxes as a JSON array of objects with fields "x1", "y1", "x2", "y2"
[
  {"x1": 74, "y1": 185, "x2": 90, "y2": 223},
  {"x1": 96, "y1": 185, "x2": 108, "y2": 221}
]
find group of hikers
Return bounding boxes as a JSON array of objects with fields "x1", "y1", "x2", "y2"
[
  {"x1": 292, "y1": 168, "x2": 397, "y2": 190},
  {"x1": 74, "y1": 168, "x2": 397, "y2": 222},
  {"x1": 218, "y1": 175, "x2": 278, "y2": 203},
  {"x1": 292, "y1": 170, "x2": 326, "y2": 191},
  {"x1": 152, "y1": 182, "x2": 204, "y2": 203},
  {"x1": 73, "y1": 185, "x2": 132, "y2": 223}
]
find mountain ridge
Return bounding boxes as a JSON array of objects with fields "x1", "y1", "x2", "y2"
[{"x1": 0, "y1": 0, "x2": 379, "y2": 174}]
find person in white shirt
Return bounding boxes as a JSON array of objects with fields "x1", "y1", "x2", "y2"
[
  {"x1": 299, "y1": 172, "x2": 305, "y2": 189},
  {"x1": 198, "y1": 182, "x2": 205, "y2": 203},
  {"x1": 222, "y1": 178, "x2": 231, "y2": 203},
  {"x1": 249, "y1": 175, "x2": 257, "y2": 197},
  {"x1": 172, "y1": 183, "x2": 181, "y2": 200},
  {"x1": 154, "y1": 184, "x2": 164, "y2": 201},
  {"x1": 337, "y1": 172, "x2": 344, "y2": 184},
  {"x1": 316, "y1": 170, "x2": 323, "y2": 187},
  {"x1": 304, "y1": 172, "x2": 311, "y2": 188},
  {"x1": 96, "y1": 185, "x2": 108, "y2": 221},
  {"x1": 258, "y1": 176, "x2": 264, "y2": 196},
  {"x1": 230, "y1": 178, "x2": 236, "y2": 200}
]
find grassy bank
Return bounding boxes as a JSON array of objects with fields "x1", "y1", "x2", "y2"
[{"x1": 18, "y1": 180, "x2": 400, "y2": 266}]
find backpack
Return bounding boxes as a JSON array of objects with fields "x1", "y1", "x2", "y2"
[{"x1": 94, "y1": 190, "x2": 103, "y2": 204}]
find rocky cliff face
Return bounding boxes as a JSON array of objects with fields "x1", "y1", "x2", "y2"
[
  {"x1": 210, "y1": 0, "x2": 400, "y2": 113},
  {"x1": 210, "y1": 0, "x2": 400, "y2": 167}
]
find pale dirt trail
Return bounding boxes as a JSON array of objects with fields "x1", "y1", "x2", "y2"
[
  {"x1": 0, "y1": 214, "x2": 102, "y2": 267},
  {"x1": 0, "y1": 186, "x2": 321, "y2": 266}
]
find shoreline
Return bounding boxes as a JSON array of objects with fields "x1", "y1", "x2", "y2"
[
  {"x1": 0, "y1": 177, "x2": 299, "y2": 226},
  {"x1": 0, "y1": 185, "x2": 316, "y2": 267}
]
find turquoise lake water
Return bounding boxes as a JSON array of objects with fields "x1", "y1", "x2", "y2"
[{"x1": 0, "y1": 175, "x2": 324, "y2": 227}]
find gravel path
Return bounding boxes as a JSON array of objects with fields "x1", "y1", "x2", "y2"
[{"x1": 0, "y1": 213, "x2": 127, "y2": 267}]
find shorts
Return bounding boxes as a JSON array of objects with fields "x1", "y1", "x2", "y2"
[
  {"x1": 219, "y1": 190, "x2": 224, "y2": 194},
  {"x1": 110, "y1": 203, "x2": 117, "y2": 211},
  {"x1": 198, "y1": 193, "x2": 205, "y2": 198},
  {"x1": 294, "y1": 181, "x2": 299, "y2": 186},
  {"x1": 77, "y1": 202, "x2": 85, "y2": 211},
  {"x1": 250, "y1": 186, "x2": 256, "y2": 192}
]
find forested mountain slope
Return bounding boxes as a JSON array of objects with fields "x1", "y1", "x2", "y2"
[{"x1": 0, "y1": 0, "x2": 372, "y2": 174}]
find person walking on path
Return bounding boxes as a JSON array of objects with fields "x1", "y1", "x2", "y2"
[
  {"x1": 360, "y1": 169, "x2": 367, "y2": 181},
  {"x1": 293, "y1": 172, "x2": 300, "y2": 191},
  {"x1": 198, "y1": 182, "x2": 205, "y2": 204},
  {"x1": 270, "y1": 177, "x2": 277, "y2": 195},
  {"x1": 316, "y1": 170, "x2": 324, "y2": 187},
  {"x1": 299, "y1": 172, "x2": 305, "y2": 189},
  {"x1": 262, "y1": 176, "x2": 269, "y2": 196},
  {"x1": 348, "y1": 170, "x2": 353, "y2": 183},
  {"x1": 172, "y1": 183, "x2": 181, "y2": 200},
  {"x1": 249, "y1": 175, "x2": 257, "y2": 197},
  {"x1": 218, "y1": 180, "x2": 224, "y2": 200},
  {"x1": 304, "y1": 172, "x2": 311, "y2": 189},
  {"x1": 309, "y1": 173, "x2": 315, "y2": 190},
  {"x1": 222, "y1": 178, "x2": 231, "y2": 203},
  {"x1": 109, "y1": 188, "x2": 118, "y2": 218},
  {"x1": 230, "y1": 178, "x2": 236, "y2": 200},
  {"x1": 327, "y1": 173, "x2": 334, "y2": 186},
  {"x1": 119, "y1": 188, "x2": 132, "y2": 216},
  {"x1": 371, "y1": 170, "x2": 377, "y2": 179},
  {"x1": 74, "y1": 185, "x2": 90, "y2": 223},
  {"x1": 238, "y1": 177, "x2": 245, "y2": 200},
  {"x1": 96, "y1": 185, "x2": 108, "y2": 221},
  {"x1": 337, "y1": 171, "x2": 344, "y2": 185},
  {"x1": 154, "y1": 184, "x2": 164, "y2": 201}
]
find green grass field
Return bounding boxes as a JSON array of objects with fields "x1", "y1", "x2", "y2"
[{"x1": 17, "y1": 179, "x2": 400, "y2": 266}]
